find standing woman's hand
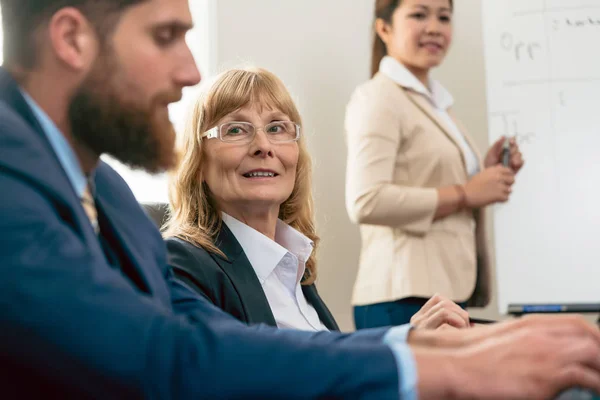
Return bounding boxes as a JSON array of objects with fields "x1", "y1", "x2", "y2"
[
  {"x1": 463, "y1": 165, "x2": 515, "y2": 208},
  {"x1": 484, "y1": 136, "x2": 525, "y2": 173}
]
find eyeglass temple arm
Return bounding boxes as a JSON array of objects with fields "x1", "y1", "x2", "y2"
[{"x1": 201, "y1": 127, "x2": 218, "y2": 139}]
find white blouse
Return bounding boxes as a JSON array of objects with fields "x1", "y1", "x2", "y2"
[{"x1": 222, "y1": 213, "x2": 329, "y2": 331}]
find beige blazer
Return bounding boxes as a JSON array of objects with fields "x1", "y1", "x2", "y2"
[{"x1": 345, "y1": 73, "x2": 491, "y2": 307}]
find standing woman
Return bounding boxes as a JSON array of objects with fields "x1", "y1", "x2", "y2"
[{"x1": 345, "y1": 0, "x2": 524, "y2": 329}]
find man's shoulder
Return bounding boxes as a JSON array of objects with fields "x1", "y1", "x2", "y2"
[{"x1": 0, "y1": 99, "x2": 44, "y2": 153}]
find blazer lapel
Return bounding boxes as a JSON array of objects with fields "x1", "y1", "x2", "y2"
[
  {"x1": 448, "y1": 110, "x2": 484, "y2": 168},
  {"x1": 301, "y1": 284, "x2": 339, "y2": 331},
  {"x1": 94, "y1": 171, "x2": 170, "y2": 307},
  {"x1": 405, "y1": 90, "x2": 468, "y2": 172},
  {"x1": 212, "y1": 226, "x2": 278, "y2": 326}
]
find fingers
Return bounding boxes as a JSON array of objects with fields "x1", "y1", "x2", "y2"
[
  {"x1": 497, "y1": 165, "x2": 516, "y2": 178},
  {"x1": 410, "y1": 295, "x2": 470, "y2": 330},
  {"x1": 488, "y1": 166, "x2": 514, "y2": 201},
  {"x1": 426, "y1": 307, "x2": 469, "y2": 330},
  {"x1": 450, "y1": 317, "x2": 600, "y2": 399},
  {"x1": 553, "y1": 366, "x2": 600, "y2": 398},
  {"x1": 537, "y1": 321, "x2": 600, "y2": 396},
  {"x1": 429, "y1": 299, "x2": 470, "y2": 327},
  {"x1": 511, "y1": 152, "x2": 524, "y2": 172},
  {"x1": 484, "y1": 137, "x2": 508, "y2": 167},
  {"x1": 562, "y1": 336, "x2": 600, "y2": 371},
  {"x1": 489, "y1": 164, "x2": 514, "y2": 177},
  {"x1": 502, "y1": 174, "x2": 515, "y2": 185},
  {"x1": 436, "y1": 323, "x2": 460, "y2": 332},
  {"x1": 490, "y1": 136, "x2": 506, "y2": 156},
  {"x1": 410, "y1": 297, "x2": 440, "y2": 327},
  {"x1": 427, "y1": 305, "x2": 470, "y2": 330},
  {"x1": 509, "y1": 138, "x2": 525, "y2": 172},
  {"x1": 418, "y1": 308, "x2": 469, "y2": 330},
  {"x1": 439, "y1": 310, "x2": 469, "y2": 329},
  {"x1": 419, "y1": 294, "x2": 444, "y2": 315},
  {"x1": 518, "y1": 315, "x2": 600, "y2": 343}
]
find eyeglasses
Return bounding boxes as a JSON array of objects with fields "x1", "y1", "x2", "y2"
[{"x1": 202, "y1": 121, "x2": 301, "y2": 144}]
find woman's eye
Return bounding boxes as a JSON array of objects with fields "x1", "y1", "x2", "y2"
[
  {"x1": 226, "y1": 125, "x2": 248, "y2": 136},
  {"x1": 410, "y1": 13, "x2": 426, "y2": 20}
]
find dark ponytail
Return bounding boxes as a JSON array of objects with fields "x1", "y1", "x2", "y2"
[{"x1": 372, "y1": 0, "x2": 401, "y2": 77}]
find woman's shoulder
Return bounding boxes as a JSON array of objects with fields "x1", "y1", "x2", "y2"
[
  {"x1": 165, "y1": 236, "x2": 220, "y2": 274},
  {"x1": 352, "y1": 73, "x2": 409, "y2": 98},
  {"x1": 346, "y1": 74, "x2": 411, "y2": 128},
  {"x1": 348, "y1": 73, "x2": 411, "y2": 113}
]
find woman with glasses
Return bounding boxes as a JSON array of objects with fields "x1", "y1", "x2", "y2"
[
  {"x1": 345, "y1": 0, "x2": 525, "y2": 329},
  {"x1": 163, "y1": 67, "x2": 471, "y2": 332}
]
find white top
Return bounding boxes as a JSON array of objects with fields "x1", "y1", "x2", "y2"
[
  {"x1": 222, "y1": 213, "x2": 329, "y2": 331},
  {"x1": 379, "y1": 56, "x2": 480, "y2": 177}
]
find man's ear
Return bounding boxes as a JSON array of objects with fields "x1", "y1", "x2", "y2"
[
  {"x1": 375, "y1": 18, "x2": 393, "y2": 46},
  {"x1": 48, "y1": 7, "x2": 99, "y2": 71}
]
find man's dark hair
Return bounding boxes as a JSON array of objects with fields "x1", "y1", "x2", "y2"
[{"x1": 0, "y1": 0, "x2": 146, "y2": 69}]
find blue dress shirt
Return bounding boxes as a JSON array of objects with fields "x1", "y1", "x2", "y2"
[
  {"x1": 20, "y1": 89, "x2": 87, "y2": 198},
  {"x1": 385, "y1": 325, "x2": 419, "y2": 400}
]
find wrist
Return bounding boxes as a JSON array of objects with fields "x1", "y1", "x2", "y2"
[
  {"x1": 454, "y1": 184, "x2": 468, "y2": 210},
  {"x1": 414, "y1": 348, "x2": 462, "y2": 400},
  {"x1": 407, "y1": 328, "x2": 468, "y2": 349}
]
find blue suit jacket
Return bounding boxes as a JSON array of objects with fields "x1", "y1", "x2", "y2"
[{"x1": 0, "y1": 68, "x2": 400, "y2": 399}]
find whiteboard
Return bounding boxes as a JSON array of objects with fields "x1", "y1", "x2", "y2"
[{"x1": 482, "y1": 0, "x2": 600, "y2": 314}]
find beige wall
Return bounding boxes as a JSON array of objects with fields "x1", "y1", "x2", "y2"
[{"x1": 212, "y1": 0, "x2": 505, "y2": 330}]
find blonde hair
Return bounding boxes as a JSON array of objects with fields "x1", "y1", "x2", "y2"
[{"x1": 163, "y1": 67, "x2": 319, "y2": 285}]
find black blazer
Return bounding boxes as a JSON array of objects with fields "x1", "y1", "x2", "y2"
[{"x1": 166, "y1": 225, "x2": 339, "y2": 331}]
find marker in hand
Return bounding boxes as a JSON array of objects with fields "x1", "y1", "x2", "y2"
[{"x1": 501, "y1": 137, "x2": 511, "y2": 167}]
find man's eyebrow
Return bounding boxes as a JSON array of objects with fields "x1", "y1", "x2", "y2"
[{"x1": 151, "y1": 20, "x2": 195, "y2": 33}]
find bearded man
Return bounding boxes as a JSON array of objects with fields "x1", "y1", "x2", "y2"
[{"x1": 1, "y1": 1, "x2": 600, "y2": 399}]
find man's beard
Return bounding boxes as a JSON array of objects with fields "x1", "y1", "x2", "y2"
[{"x1": 68, "y1": 55, "x2": 179, "y2": 174}]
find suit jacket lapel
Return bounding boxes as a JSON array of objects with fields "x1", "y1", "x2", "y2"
[
  {"x1": 94, "y1": 167, "x2": 170, "y2": 307},
  {"x1": 213, "y1": 226, "x2": 277, "y2": 326},
  {"x1": 301, "y1": 284, "x2": 339, "y2": 331},
  {"x1": 0, "y1": 68, "x2": 169, "y2": 306},
  {"x1": 405, "y1": 90, "x2": 468, "y2": 172}
]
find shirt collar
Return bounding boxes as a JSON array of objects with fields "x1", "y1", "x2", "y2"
[
  {"x1": 20, "y1": 89, "x2": 88, "y2": 198},
  {"x1": 222, "y1": 212, "x2": 314, "y2": 284},
  {"x1": 379, "y1": 55, "x2": 454, "y2": 111}
]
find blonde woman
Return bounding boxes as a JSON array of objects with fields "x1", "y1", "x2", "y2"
[
  {"x1": 163, "y1": 67, "x2": 471, "y2": 332},
  {"x1": 346, "y1": 0, "x2": 524, "y2": 329}
]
